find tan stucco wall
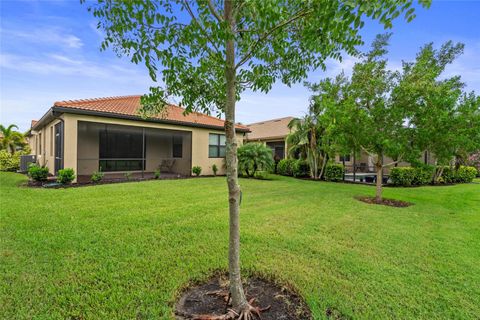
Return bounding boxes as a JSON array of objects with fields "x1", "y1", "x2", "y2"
[{"x1": 32, "y1": 113, "x2": 245, "y2": 180}]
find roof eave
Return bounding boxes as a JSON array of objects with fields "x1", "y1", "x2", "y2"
[{"x1": 52, "y1": 106, "x2": 250, "y2": 133}]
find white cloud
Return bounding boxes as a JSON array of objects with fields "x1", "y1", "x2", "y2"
[{"x1": 0, "y1": 27, "x2": 83, "y2": 49}]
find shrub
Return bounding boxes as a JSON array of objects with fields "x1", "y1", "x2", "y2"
[
  {"x1": 390, "y1": 167, "x2": 416, "y2": 186},
  {"x1": 324, "y1": 163, "x2": 345, "y2": 181},
  {"x1": 192, "y1": 166, "x2": 202, "y2": 176},
  {"x1": 153, "y1": 169, "x2": 161, "y2": 179},
  {"x1": 440, "y1": 166, "x2": 456, "y2": 184},
  {"x1": 277, "y1": 159, "x2": 295, "y2": 176},
  {"x1": 438, "y1": 166, "x2": 477, "y2": 184},
  {"x1": 91, "y1": 170, "x2": 105, "y2": 183},
  {"x1": 28, "y1": 164, "x2": 49, "y2": 182},
  {"x1": 254, "y1": 170, "x2": 270, "y2": 180},
  {"x1": 57, "y1": 168, "x2": 75, "y2": 184},
  {"x1": 0, "y1": 150, "x2": 20, "y2": 172},
  {"x1": 292, "y1": 159, "x2": 309, "y2": 177},
  {"x1": 237, "y1": 143, "x2": 274, "y2": 177},
  {"x1": 412, "y1": 165, "x2": 435, "y2": 185},
  {"x1": 212, "y1": 164, "x2": 218, "y2": 176},
  {"x1": 455, "y1": 166, "x2": 477, "y2": 183}
]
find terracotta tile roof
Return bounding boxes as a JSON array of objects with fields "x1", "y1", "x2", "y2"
[
  {"x1": 245, "y1": 116, "x2": 295, "y2": 141},
  {"x1": 31, "y1": 120, "x2": 38, "y2": 128},
  {"x1": 52, "y1": 95, "x2": 249, "y2": 131}
]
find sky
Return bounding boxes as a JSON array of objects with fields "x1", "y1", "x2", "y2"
[{"x1": 1, "y1": 1, "x2": 479, "y2": 132}]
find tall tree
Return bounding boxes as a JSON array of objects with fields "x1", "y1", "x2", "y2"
[
  {"x1": 86, "y1": 1, "x2": 427, "y2": 317},
  {"x1": 0, "y1": 124, "x2": 26, "y2": 154}
]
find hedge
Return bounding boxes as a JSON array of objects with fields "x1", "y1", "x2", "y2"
[
  {"x1": 324, "y1": 164, "x2": 345, "y2": 181},
  {"x1": 441, "y1": 166, "x2": 477, "y2": 183},
  {"x1": 391, "y1": 165, "x2": 477, "y2": 186}
]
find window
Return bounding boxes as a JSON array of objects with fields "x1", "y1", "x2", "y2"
[
  {"x1": 99, "y1": 129, "x2": 145, "y2": 171},
  {"x1": 266, "y1": 142, "x2": 284, "y2": 161},
  {"x1": 172, "y1": 136, "x2": 183, "y2": 158},
  {"x1": 340, "y1": 154, "x2": 351, "y2": 162},
  {"x1": 209, "y1": 133, "x2": 226, "y2": 158}
]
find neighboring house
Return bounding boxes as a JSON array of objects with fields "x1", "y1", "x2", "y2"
[
  {"x1": 29, "y1": 95, "x2": 248, "y2": 181},
  {"x1": 244, "y1": 116, "x2": 435, "y2": 179},
  {"x1": 245, "y1": 117, "x2": 295, "y2": 161}
]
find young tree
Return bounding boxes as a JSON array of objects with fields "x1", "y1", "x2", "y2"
[
  {"x1": 287, "y1": 75, "x2": 350, "y2": 180},
  {"x1": 348, "y1": 33, "x2": 412, "y2": 202},
  {"x1": 85, "y1": 1, "x2": 427, "y2": 317},
  {"x1": 393, "y1": 41, "x2": 480, "y2": 182}
]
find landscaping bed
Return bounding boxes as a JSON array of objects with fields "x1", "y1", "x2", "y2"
[{"x1": 175, "y1": 274, "x2": 311, "y2": 320}]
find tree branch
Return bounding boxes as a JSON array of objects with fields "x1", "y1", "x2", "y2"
[
  {"x1": 207, "y1": 0, "x2": 223, "y2": 22},
  {"x1": 235, "y1": 8, "x2": 312, "y2": 69},
  {"x1": 182, "y1": 0, "x2": 220, "y2": 53}
]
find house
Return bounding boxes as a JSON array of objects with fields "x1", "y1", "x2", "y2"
[
  {"x1": 28, "y1": 95, "x2": 249, "y2": 181},
  {"x1": 245, "y1": 116, "x2": 436, "y2": 180},
  {"x1": 245, "y1": 117, "x2": 295, "y2": 161}
]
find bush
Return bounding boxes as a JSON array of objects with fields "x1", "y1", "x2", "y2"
[
  {"x1": 292, "y1": 159, "x2": 309, "y2": 177},
  {"x1": 442, "y1": 166, "x2": 477, "y2": 183},
  {"x1": 192, "y1": 166, "x2": 202, "y2": 176},
  {"x1": 153, "y1": 169, "x2": 161, "y2": 179},
  {"x1": 456, "y1": 166, "x2": 477, "y2": 183},
  {"x1": 412, "y1": 165, "x2": 435, "y2": 185},
  {"x1": 28, "y1": 164, "x2": 49, "y2": 182},
  {"x1": 237, "y1": 143, "x2": 274, "y2": 177},
  {"x1": 277, "y1": 159, "x2": 296, "y2": 176},
  {"x1": 57, "y1": 168, "x2": 75, "y2": 184},
  {"x1": 324, "y1": 163, "x2": 345, "y2": 181},
  {"x1": 390, "y1": 167, "x2": 416, "y2": 186},
  {"x1": 212, "y1": 164, "x2": 218, "y2": 176},
  {"x1": 91, "y1": 170, "x2": 105, "y2": 183},
  {"x1": 0, "y1": 150, "x2": 20, "y2": 172},
  {"x1": 254, "y1": 170, "x2": 270, "y2": 180},
  {"x1": 441, "y1": 166, "x2": 456, "y2": 184}
]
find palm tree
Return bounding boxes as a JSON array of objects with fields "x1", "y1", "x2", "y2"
[
  {"x1": 0, "y1": 124, "x2": 26, "y2": 154},
  {"x1": 237, "y1": 143, "x2": 274, "y2": 177},
  {"x1": 287, "y1": 116, "x2": 326, "y2": 179}
]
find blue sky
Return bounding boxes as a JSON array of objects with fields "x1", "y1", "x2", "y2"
[{"x1": 1, "y1": 1, "x2": 479, "y2": 131}]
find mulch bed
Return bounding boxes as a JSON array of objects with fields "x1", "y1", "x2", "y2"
[
  {"x1": 355, "y1": 196, "x2": 413, "y2": 208},
  {"x1": 175, "y1": 274, "x2": 312, "y2": 320}
]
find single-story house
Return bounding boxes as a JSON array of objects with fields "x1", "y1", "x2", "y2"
[
  {"x1": 245, "y1": 115, "x2": 436, "y2": 177},
  {"x1": 29, "y1": 95, "x2": 249, "y2": 181},
  {"x1": 245, "y1": 117, "x2": 295, "y2": 161}
]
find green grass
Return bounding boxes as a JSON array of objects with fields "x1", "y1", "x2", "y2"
[{"x1": 1, "y1": 173, "x2": 479, "y2": 319}]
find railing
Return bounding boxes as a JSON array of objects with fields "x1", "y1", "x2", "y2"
[{"x1": 342, "y1": 164, "x2": 389, "y2": 184}]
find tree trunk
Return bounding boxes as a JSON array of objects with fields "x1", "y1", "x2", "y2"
[
  {"x1": 224, "y1": 0, "x2": 248, "y2": 311},
  {"x1": 375, "y1": 156, "x2": 383, "y2": 203}
]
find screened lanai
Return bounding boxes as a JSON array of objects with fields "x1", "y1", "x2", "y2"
[{"x1": 77, "y1": 121, "x2": 192, "y2": 180}]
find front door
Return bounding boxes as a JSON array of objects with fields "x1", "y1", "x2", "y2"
[{"x1": 54, "y1": 122, "x2": 64, "y2": 174}]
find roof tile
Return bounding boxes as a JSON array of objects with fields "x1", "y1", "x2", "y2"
[{"x1": 53, "y1": 95, "x2": 249, "y2": 131}]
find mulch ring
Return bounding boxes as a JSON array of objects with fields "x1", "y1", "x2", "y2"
[
  {"x1": 175, "y1": 273, "x2": 312, "y2": 320},
  {"x1": 355, "y1": 196, "x2": 413, "y2": 208}
]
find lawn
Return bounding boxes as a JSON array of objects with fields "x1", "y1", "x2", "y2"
[{"x1": 1, "y1": 172, "x2": 479, "y2": 319}]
